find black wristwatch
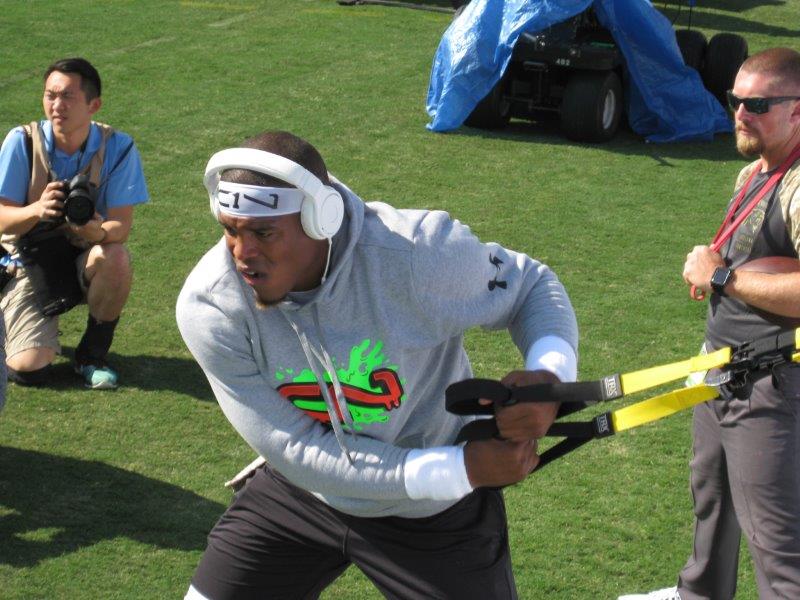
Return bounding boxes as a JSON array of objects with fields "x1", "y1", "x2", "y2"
[{"x1": 710, "y1": 267, "x2": 734, "y2": 296}]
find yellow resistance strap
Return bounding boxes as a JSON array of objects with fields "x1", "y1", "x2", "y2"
[
  {"x1": 611, "y1": 328, "x2": 800, "y2": 433},
  {"x1": 615, "y1": 327, "x2": 800, "y2": 397},
  {"x1": 611, "y1": 384, "x2": 719, "y2": 433},
  {"x1": 618, "y1": 347, "x2": 731, "y2": 395}
]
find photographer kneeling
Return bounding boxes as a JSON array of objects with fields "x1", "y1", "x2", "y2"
[{"x1": 0, "y1": 58, "x2": 149, "y2": 389}]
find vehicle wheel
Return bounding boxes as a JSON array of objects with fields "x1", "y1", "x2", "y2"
[
  {"x1": 702, "y1": 33, "x2": 748, "y2": 105},
  {"x1": 560, "y1": 70, "x2": 623, "y2": 143},
  {"x1": 675, "y1": 29, "x2": 707, "y2": 71},
  {"x1": 464, "y1": 74, "x2": 511, "y2": 130}
]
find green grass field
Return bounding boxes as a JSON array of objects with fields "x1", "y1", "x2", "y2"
[{"x1": 1, "y1": 1, "x2": 798, "y2": 598}]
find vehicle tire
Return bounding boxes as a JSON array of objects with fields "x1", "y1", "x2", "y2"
[
  {"x1": 675, "y1": 29, "x2": 707, "y2": 71},
  {"x1": 464, "y1": 74, "x2": 511, "y2": 130},
  {"x1": 702, "y1": 33, "x2": 748, "y2": 105},
  {"x1": 560, "y1": 70, "x2": 623, "y2": 143}
]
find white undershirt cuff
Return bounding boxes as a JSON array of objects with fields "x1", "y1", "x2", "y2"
[
  {"x1": 525, "y1": 335, "x2": 578, "y2": 382},
  {"x1": 404, "y1": 446, "x2": 473, "y2": 501}
]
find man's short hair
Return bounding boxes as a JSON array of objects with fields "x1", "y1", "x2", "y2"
[
  {"x1": 44, "y1": 57, "x2": 102, "y2": 101},
  {"x1": 740, "y1": 47, "x2": 800, "y2": 91},
  {"x1": 220, "y1": 131, "x2": 331, "y2": 188}
]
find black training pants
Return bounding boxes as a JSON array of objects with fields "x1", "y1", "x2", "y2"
[{"x1": 190, "y1": 465, "x2": 518, "y2": 600}]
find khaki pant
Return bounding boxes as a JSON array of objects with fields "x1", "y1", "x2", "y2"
[{"x1": 0, "y1": 249, "x2": 90, "y2": 361}]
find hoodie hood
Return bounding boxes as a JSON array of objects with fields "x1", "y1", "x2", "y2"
[{"x1": 281, "y1": 178, "x2": 364, "y2": 312}]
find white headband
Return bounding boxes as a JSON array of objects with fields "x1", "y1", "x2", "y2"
[{"x1": 213, "y1": 182, "x2": 305, "y2": 218}]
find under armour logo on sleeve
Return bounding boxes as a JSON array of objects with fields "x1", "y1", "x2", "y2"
[{"x1": 488, "y1": 254, "x2": 507, "y2": 291}]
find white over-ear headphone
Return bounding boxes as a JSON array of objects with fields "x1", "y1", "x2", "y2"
[{"x1": 204, "y1": 148, "x2": 344, "y2": 240}]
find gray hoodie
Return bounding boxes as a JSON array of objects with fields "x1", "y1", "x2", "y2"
[{"x1": 176, "y1": 182, "x2": 578, "y2": 518}]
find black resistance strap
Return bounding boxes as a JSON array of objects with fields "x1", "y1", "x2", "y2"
[{"x1": 446, "y1": 329, "x2": 800, "y2": 471}]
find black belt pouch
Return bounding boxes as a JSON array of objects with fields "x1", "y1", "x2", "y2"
[{"x1": 17, "y1": 230, "x2": 83, "y2": 317}]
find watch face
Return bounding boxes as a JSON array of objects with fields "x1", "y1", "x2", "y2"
[{"x1": 711, "y1": 267, "x2": 732, "y2": 294}]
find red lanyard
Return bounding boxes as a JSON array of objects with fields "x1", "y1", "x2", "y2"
[{"x1": 691, "y1": 142, "x2": 800, "y2": 300}]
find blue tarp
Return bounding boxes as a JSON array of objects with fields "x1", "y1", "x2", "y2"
[{"x1": 426, "y1": 0, "x2": 732, "y2": 142}]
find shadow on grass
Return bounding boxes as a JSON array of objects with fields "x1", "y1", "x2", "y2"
[
  {"x1": 11, "y1": 351, "x2": 215, "y2": 402},
  {"x1": 111, "y1": 353, "x2": 215, "y2": 401},
  {"x1": 0, "y1": 446, "x2": 224, "y2": 567},
  {"x1": 659, "y1": 0, "x2": 787, "y2": 15},
  {"x1": 339, "y1": 0, "x2": 454, "y2": 9},
  {"x1": 668, "y1": 8, "x2": 800, "y2": 38},
  {"x1": 451, "y1": 118, "x2": 742, "y2": 164},
  {"x1": 346, "y1": 0, "x2": 799, "y2": 38},
  {"x1": 351, "y1": 0, "x2": 787, "y2": 11}
]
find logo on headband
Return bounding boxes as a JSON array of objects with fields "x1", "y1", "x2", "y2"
[
  {"x1": 213, "y1": 182, "x2": 305, "y2": 218},
  {"x1": 218, "y1": 189, "x2": 279, "y2": 210}
]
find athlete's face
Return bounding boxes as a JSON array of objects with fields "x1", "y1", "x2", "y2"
[
  {"x1": 220, "y1": 212, "x2": 328, "y2": 307},
  {"x1": 43, "y1": 71, "x2": 100, "y2": 141},
  {"x1": 732, "y1": 70, "x2": 800, "y2": 159}
]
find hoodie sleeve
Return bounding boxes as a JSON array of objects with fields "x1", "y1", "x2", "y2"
[
  {"x1": 176, "y1": 259, "x2": 414, "y2": 502},
  {"x1": 410, "y1": 210, "x2": 579, "y2": 359}
]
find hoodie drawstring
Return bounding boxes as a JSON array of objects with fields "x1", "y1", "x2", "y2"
[
  {"x1": 313, "y1": 309, "x2": 356, "y2": 433},
  {"x1": 285, "y1": 312, "x2": 356, "y2": 466}
]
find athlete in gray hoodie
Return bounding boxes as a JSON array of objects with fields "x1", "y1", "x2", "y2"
[{"x1": 177, "y1": 131, "x2": 579, "y2": 599}]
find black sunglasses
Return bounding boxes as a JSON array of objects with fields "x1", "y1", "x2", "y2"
[{"x1": 726, "y1": 91, "x2": 800, "y2": 115}]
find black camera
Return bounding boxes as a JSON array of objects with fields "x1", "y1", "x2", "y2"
[{"x1": 60, "y1": 174, "x2": 97, "y2": 226}]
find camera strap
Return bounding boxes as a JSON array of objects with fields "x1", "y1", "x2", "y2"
[
  {"x1": 35, "y1": 122, "x2": 92, "y2": 185},
  {"x1": 23, "y1": 120, "x2": 114, "y2": 205},
  {"x1": 36, "y1": 121, "x2": 61, "y2": 183}
]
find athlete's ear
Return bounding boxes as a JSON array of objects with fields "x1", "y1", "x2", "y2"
[{"x1": 89, "y1": 97, "x2": 102, "y2": 116}]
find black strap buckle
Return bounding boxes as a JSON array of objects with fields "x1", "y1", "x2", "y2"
[{"x1": 725, "y1": 331, "x2": 796, "y2": 385}]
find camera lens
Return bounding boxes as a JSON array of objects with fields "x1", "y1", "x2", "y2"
[
  {"x1": 63, "y1": 175, "x2": 96, "y2": 226},
  {"x1": 64, "y1": 192, "x2": 94, "y2": 226}
]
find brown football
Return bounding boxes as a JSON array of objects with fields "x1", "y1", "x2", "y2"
[{"x1": 737, "y1": 256, "x2": 800, "y2": 274}]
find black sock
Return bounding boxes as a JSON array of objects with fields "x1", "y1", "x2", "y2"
[{"x1": 75, "y1": 315, "x2": 119, "y2": 364}]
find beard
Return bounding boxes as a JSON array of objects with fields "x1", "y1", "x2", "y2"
[
  {"x1": 252, "y1": 287, "x2": 283, "y2": 310},
  {"x1": 735, "y1": 125, "x2": 763, "y2": 157},
  {"x1": 255, "y1": 297, "x2": 280, "y2": 310}
]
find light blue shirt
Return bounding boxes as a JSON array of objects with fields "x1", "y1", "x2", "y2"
[{"x1": 0, "y1": 120, "x2": 149, "y2": 218}]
